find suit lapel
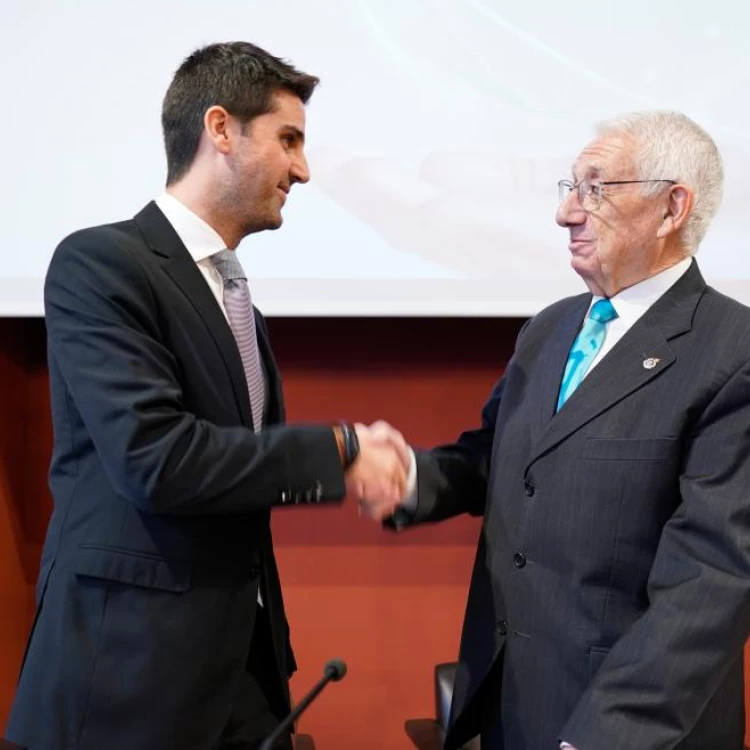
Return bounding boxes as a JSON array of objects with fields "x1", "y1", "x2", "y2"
[
  {"x1": 530, "y1": 295, "x2": 590, "y2": 446},
  {"x1": 526, "y1": 261, "x2": 706, "y2": 469},
  {"x1": 133, "y1": 202, "x2": 254, "y2": 429},
  {"x1": 254, "y1": 309, "x2": 285, "y2": 426}
]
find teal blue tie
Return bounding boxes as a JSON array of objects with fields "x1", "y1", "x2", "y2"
[{"x1": 556, "y1": 298, "x2": 618, "y2": 411}]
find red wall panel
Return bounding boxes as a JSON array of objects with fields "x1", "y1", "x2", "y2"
[{"x1": 1, "y1": 317, "x2": 747, "y2": 749}]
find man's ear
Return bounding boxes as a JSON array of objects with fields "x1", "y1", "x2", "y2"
[
  {"x1": 203, "y1": 106, "x2": 232, "y2": 155},
  {"x1": 656, "y1": 184, "x2": 693, "y2": 239}
]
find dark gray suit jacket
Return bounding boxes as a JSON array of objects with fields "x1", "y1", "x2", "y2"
[
  {"x1": 5, "y1": 202, "x2": 345, "y2": 750},
  {"x1": 410, "y1": 261, "x2": 750, "y2": 750}
]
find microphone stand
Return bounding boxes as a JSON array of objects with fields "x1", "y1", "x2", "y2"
[{"x1": 259, "y1": 660, "x2": 347, "y2": 750}]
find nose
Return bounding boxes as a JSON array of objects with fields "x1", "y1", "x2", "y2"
[
  {"x1": 290, "y1": 150, "x2": 310, "y2": 185},
  {"x1": 556, "y1": 187, "x2": 586, "y2": 228}
]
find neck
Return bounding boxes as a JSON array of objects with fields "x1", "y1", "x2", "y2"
[
  {"x1": 587, "y1": 246, "x2": 689, "y2": 298},
  {"x1": 166, "y1": 177, "x2": 243, "y2": 250}
]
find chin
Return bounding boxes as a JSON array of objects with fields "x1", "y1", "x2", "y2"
[
  {"x1": 570, "y1": 255, "x2": 589, "y2": 275},
  {"x1": 265, "y1": 208, "x2": 284, "y2": 230},
  {"x1": 245, "y1": 214, "x2": 283, "y2": 234},
  {"x1": 570, "y1": 256, "x2": 596, "y2": 283}
]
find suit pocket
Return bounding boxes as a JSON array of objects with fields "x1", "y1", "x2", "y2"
[
  {"x1": 75, "y1": 544, "x2": 191, "y2": 592},
  {"x1": 581, "y1": 438, "x2": 676, "y2": 461},
  {"x1": 588, "y1": 646, "x2": 610, "y2": 681}
]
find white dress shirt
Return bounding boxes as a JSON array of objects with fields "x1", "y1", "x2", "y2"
[
  {"x1": 582, "y1": 257, "x2": 692, "y2": 377},
  {"x1": 154, "y1": 192, "x2": 231, "y2": 321},
  {"x1": 154, "y1": 193, "x2": 264, "y2": 606}
]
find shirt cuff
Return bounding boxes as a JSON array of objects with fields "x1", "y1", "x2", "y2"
[{"x1": 400, "y1": 448, "x2": 418, "y2": 511}]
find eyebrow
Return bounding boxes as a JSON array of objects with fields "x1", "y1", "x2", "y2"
[
  {"x1": 280, "y1": 125, "x2": 305, "y2": 144},
  {"x1": 572, "y1": 162, "x2": 605, "y2": 181}
]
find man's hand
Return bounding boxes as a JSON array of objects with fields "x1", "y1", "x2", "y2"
[
  {"x1": 344, "y1": 422, "x2": 411, "y2": 521},
  {"x1": 365, "y1": 420, "x2": 411, "y2": 469}
]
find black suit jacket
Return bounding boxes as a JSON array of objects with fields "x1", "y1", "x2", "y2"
[
  {"x1": 410, "y1": 262, "x2": 750, "y2": 750},
  {"x1": 5, "y1": 203, "x2": 345, "y2": 750}
]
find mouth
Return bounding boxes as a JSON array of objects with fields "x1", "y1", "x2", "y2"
[{"x1": 568, "y1": 238, "x2": 594, "y2": 253}]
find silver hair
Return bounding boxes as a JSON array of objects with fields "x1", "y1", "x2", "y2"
[{"x1": 596, "y1": 111, "x2": 723, "y2": 254}]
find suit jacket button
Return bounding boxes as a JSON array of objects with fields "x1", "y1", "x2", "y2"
[
  {"x1": 524, "y1": 480, "x2": 535, "y2": 497},
  {"x1": 513, "y1": 552, "x2": 527, "y2": 569},
  {"x1": 496, "y1": 620, "x2": 508, "y2": 636}
]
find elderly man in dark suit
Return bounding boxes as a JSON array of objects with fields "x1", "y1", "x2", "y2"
[
  {"x1": 366, "y1": 111, "x2": 750, "y2": 750},
  {"x1": 3, "y1": 42, "x2": 407, "y2": 750}
]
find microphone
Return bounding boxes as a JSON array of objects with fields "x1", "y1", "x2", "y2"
[{"x1": 259, "y1": 659, "x2": 347, "y2": 750}]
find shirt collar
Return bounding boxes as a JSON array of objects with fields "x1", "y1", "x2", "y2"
[
  {"x1": 591, "y1": 257, "x2": 693, "y2": 326},
  {"x1": 154, "y1": 192, "x2": 226, "y2": 263}
]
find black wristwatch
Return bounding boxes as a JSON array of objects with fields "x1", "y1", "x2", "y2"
[{"x1": 339, "y1": 421, "x2": 360, "y2": 469}]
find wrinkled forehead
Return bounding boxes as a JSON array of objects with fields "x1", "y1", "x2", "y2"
[{"x1": 572, "y1": 134, "x2": 637, "y2": 181}]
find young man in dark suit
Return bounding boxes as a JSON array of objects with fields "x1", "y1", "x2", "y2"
[{"x1": 4, "y1": 42, "x2": 407, "y2": 750}]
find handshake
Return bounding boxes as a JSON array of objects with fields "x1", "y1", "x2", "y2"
[{"x1": 341, "y1": 421, "x2": 413, "y2": 521}]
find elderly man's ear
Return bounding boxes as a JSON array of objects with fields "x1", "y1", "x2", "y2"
[{"x1": 657, "y1": 185, "x2": 693, "y2": 240}]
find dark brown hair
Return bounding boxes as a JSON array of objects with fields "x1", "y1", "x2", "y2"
[{"x1": 162, "y1": 41, "x2": 319, "y2": 185}]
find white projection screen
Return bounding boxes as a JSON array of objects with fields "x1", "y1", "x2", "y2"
[{"x1": 1, "y1": 0, "x2": 749, "y2": 316}]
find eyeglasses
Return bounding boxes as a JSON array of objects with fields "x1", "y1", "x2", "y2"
[{"x1": 558, "y1": 178, "x2": 677, "y2": 212}]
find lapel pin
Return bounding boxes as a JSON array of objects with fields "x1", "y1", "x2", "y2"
[{"x1": 642, "y1": 357, "x2": 660, "y2": 370}]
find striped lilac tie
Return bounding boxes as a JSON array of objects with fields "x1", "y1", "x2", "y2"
[{"x1": 212, "y1": 250, "x2": 266, "y2": 433}]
